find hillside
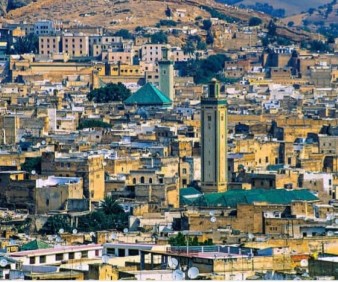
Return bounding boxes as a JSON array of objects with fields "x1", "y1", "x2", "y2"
[
  {"x1": 2, "y1": 0, "x2": 324, "y2": 44},
  {"x1": 4, "y1": 0, "x2": 271, "y2": 30},
  {"x1": 282, "y1": 1, "x2": 338, "y2": 38}
]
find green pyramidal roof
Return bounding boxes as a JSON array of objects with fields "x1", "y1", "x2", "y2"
[
  {"x1": 21, "y1": 239, "x2": 50, "y2": 251},
  {"x1": 124, "y1": 83, "x2": 172, "y2": 106}
]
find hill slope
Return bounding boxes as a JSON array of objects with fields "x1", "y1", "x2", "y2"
[
  {"x1": 5, "y1": 0, "x2": 270, "y2": 30},
  {"x1": 217, "y1": 0, "x2": 332, "y2": 16}
]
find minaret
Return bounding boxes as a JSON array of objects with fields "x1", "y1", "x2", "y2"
[
  {"x1": 158, "y1": 46, "x2": 174, "y2": 101},
  {"x1": 201, "y1": 79, "x2": 228, "y2": 193}
]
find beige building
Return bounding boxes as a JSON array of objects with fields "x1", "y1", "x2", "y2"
[
  {"x1": 62, "y1": 34, "x2": 89, "y2": 57},
  {"x1": 39, "y1": 35, "x2": 61, "y2": 55},
  {"x1": 35, "y1": 176, "x2": 83, "y2": 214},
  {"x1": 140, "y1": 44, "x2": 167, "y2": 63},
  {"x1": 102, "y1": 50, "x2": 134, "y2": 65},
  {"x1": 41, "y1": 152, "x2": 105, "y2": 202},
  {"x1": 201, "y1": 79, "x2": 227, "y2": 193}
]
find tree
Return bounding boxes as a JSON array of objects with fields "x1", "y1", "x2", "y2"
[
  {"x1": 248, "y1": 17, "x2": 262, "y2": 26},
  {"x1": 77, "y1": 119, "x2": 112, "y2": 130},
  {"x1": 182, "y1": 40, "x2": 196, "y2": 56},
  {"x1": 41, "y1": 215, "x2": 71, "y2": 235},
  {"x1": 202, "y1": 19, "x2": 212, "y2": 30},
  {"x1": 113, "y1": 29, "x2": 133, "y2": 39},
  {"x1": 196, "y1": 40, "x2": 207, "y2": 50},
  {"x1": 12, "y1": 33, "x2": 38, "y2": 54},
  {"x1": 21, "y1": 157, "x2": 41, "y2": 174},
  {"x1": 165, "y1": 5, "x2": 172, "y2": 17},
  {"x1": 206, "y1": 31, "x2": 214, "y2": 45},
  {"x1": 150, "y1": 31, "x2": 168, "y2": 44},
  {"x1": 287, "y1": 21, "x2": 294, "y2": 27},
  {"x1": 267, "y1": 20, "x2": 277, "y2": 36},
  {"x1": 168, "y1": 232, "x2": 214, "y2": 246},
  {"x1": 87, "y1": 82, "x2": 131, "y2": 103},
  {"x1": 308, "y1": 8, "x2": 316, "y2": 15},
  {"x1": 99, "y1": 196, "x2": 124, "y2": 215}
]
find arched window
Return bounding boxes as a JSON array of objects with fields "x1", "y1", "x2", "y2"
[
  {"x1": 133, "y1": 178, "x2": 136, "y2": 184},
  {"x1": 140, "y1": 176, "x2": 145, "y2": 184},
  {"x1": 149, "y1": 178, "x2": 153, "y2": 184}
]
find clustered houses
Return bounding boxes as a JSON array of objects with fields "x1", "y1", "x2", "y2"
[{"x1": 0, "y1": 10, "x2": 336, "y2": 280}]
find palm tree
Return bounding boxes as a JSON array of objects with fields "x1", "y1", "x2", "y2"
[{"x1": 99, "y1": 196, "x2": 123, "y2": 215}]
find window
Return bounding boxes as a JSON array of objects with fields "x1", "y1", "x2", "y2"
[
  {"x1": 140, "y1": 176, "x2": 145, "y2": 184},
  {"x1": 182, "y1": 168, "x2": 187, "y2": 174},
  {"x1": 29, "y1": 257, "x2": 35, "y2": 264},
  {"x1": 69, "y1": 252, "x2": 75, "y2": 260},
  {"x1": 208, "y1": 116, "x2": 211, "y2": 122},
  {"x1": 81, "y1": 251, "x2": 88, "y2": 258},
  {"x1": 149, "y1": 178, "x2": 153, "y2": 184},
  {"x1": 40, "y1": 256, "x2": 46, "y2": 263},
  {"x1": 56, "y1": 254, "x2": 63, "y2": 261},
  {"x1": 133, "y1": 178, "x2": 136, "y2": 184}
]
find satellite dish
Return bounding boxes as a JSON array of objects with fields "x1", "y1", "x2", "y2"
[
  {"x1": 248, "y1": 233, "x2": 255, "y2": 240},
  {"x1": 172, "y1": 269, "x2": 185, "y2": 280},
  {"x1": 41, "y1": 140, "x2": 46, "y2": 145},
  {"x1": 111, "y1": 233, "x2": 117, "y2": 240},
  {"x1": 20, "y1": 137, "x2": 25, "y2": 142},
  {"x1": 90, "y1": 232, "x2": 96, "y2": 237},
  {"x1": 0, "y1": 259, "x2": 7, "y2": 267},
  {"x1": 72, "y1": 229, "x2": 78, "y2": 235},
  {"x1": 123, "y1": 228, "x2": 129, "y2": 234},
  {"x1": 187, "y1": 267, "x2": 200, "y2": 279},
  {"x1": 59, "y1": 228, "x2": 64, "y2": 234},
  {"x1": 102, "y1": 255, "x2": 109, "y2": 264},
  {"x1": 31, "y1": 170, "x2": 36, "y2": 175},
  {"x1": 168, "y1": 257, "x2": 179, "y2": 269},
  {"x1": 335, "y1": 218, "x2": 338, "y2": 224},
  {"x1": 300, "y1": 259, "x2": 308, "y2": 267},
  {"x1": 210, "y1": 216, "x2": 216, "y2": 223},
  {"x1": 209, "y1": 210, "x2": 215, "y2": 216},
  {"x1": 55, "y1": 236, "x2": 62, "y2": 243},
  {"x1": 103, "y1": 162, "x2": 107, "y2": 166},
  {"x1": 327, "y1": 231, "x2": 334, "y2": 237},
  {"x1": 36, "y1": 142, "x2": 41, "y2": 148}
]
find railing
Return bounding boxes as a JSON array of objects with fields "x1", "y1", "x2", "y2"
[{"x1": 166, "y1": 245, "x2": 254, "y2": 256}]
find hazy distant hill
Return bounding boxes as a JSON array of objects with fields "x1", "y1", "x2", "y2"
[
  {"x1": 217, "y1": 0, "x2": 332, "y2": 16},
  {"x1": 0, "y1": 0, "x2": 33, "y2": 15}
]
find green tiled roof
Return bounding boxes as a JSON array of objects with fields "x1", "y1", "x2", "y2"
[
  {"x1": 180, "y1": 187, "x2": 201, "y2": 197},
  {"x1": 180, "y1": 188, "x2": 318, "y2": 208},
  {"x1": 21, "y1": 239, "x2": 50, "y2": 251},
  {"x1": 124, "y1": 83, "x2": 172, "y2": 106}
]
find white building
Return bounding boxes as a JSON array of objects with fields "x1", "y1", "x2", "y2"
[{"x1": 9, "y1": 244, "x2": 103, "y2": 266}]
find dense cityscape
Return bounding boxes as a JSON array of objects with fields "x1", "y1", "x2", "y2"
[{"x1": 0, "y1": 0, "x2": 337, "y2": 280}]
